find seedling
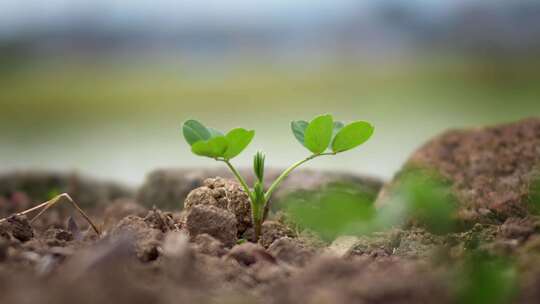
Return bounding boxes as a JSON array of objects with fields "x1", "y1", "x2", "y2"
[{"x1": 182, "y1": 114, "x2": 374, "y2": 242}]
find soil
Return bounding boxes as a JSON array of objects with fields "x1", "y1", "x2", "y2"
[{"x1": 0, "y1": 117, "x2": 539, "y2": 304}]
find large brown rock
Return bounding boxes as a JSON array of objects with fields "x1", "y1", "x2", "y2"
[{"x1": 378, "y1": 118, "x2": 540, "y2": 225}]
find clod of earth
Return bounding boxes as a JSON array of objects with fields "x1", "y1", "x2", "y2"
[{"x1": 184, "y1": 177, "x2": 251, "y2": 234}]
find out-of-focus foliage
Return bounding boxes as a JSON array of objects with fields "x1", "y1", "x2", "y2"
[
  {"x1": 284, "y1": 183, "x2": 376, "y2": 241},
  {"x1": 284, "y1": 168, "x2": 458, "y2": 241},
  {"x1": 456, "y1": 253, "x2": 518, "y2": 304},
  {"x1": 391, "y1": 169, "x2": 458, "y2": 235},
  {"x1": 527, "y1": 172, "x2": 540, "y2": 214}
]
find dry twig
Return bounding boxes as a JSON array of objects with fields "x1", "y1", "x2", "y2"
[{"x1": 0, "y1": 193, "x2": 100, "y2": 236}]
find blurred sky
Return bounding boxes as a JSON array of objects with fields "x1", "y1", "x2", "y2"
[
  {"x1": 1, "y1": 0, "x2": 539, "y2": 185},
  {"x1": 0, "y1": 0, "x2": 455, "y2": 33}
]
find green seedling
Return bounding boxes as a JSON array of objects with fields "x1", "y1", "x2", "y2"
[{"x1": 182, "y1": 114, "x2": 374, "y2": 242}]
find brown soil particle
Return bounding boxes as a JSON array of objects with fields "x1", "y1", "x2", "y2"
[
  {"x1": 0, "y1": 215, "x2": 34, "y2": 242},
  {"x1": 381, "y1": 118, "x2": 540, "y2": 224},
  {"x1": 185, "y1": 204, "x2": 238, "y2": 247}
]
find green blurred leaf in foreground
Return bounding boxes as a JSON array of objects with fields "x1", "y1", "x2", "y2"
[
  {"x1": 457, "y1": 253, "x2": 518, "y2": 304},
  {"x1": 377, "y1": 168, "x2": 458, "y2": 235},
  {"x1": 284, "y1": 183, "x2": 376, "y2": 241}
]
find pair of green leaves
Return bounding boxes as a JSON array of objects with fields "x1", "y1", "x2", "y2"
[
  {"x1": 291, "y1": 114, "x2": 374, "y2": 154},
  {"x1": 183, "y1": 120, "x2": 254, "y2": 159}
]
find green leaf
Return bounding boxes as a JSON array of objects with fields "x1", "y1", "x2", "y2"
[
  {"x1": 332, "y1": 121, "x2": 374, "y2": 153},
  {"x1": 291, "y1": 120, "x2": 309, "y2": 146},
  {"x1": 223, "y1": 128, "x2": 255, "y2": 160},
  {"x1": 304, "y1": 114, "x2": 334, "y2": 154},
  {"x1": 191, "y1": 136, "x2": 228, "y2": 158},
  {"x1": 183, "y1": 120, "x2": 211, "y2": 146}
]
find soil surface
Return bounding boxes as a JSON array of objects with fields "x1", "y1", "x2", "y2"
[{"x1": 1, "y1": 118, "x2": 540, "y2": 304}]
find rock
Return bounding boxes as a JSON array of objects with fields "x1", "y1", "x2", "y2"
[
  {"x1": 184, "y1": 177, "x2": 251, "y2": 235},
  {"x1": 185, "y1": 205, "x2": 237, "y2": 247},
  {"x1": 110, "y1": 215, "x2": 163, "y2": 262},
  {"x1": 0, "y1": 215, "x2": 34, "y2": 242},
  {"x1": 268, "y1": 237, "x2": 317, "y2": 267},
  {"x1": 192, "y1": 233, "x2": 227, "y2": 257},
  {"x1": 226, "y1": 242, "x2": 276, "y2": 266},
  {"x1": 378, "y1": 118, "x2": 540, "y2": 225},
  {"x1": 0, "y1": 170, "x2": 133, "y2": 209},
  {"x1": 137, "y1": 168, "x2": 383, "y2": 211}
]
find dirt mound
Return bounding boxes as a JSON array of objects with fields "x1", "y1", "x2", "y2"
[{"x1": 378, "y1": 118, "x2": 540, "y2": 224}]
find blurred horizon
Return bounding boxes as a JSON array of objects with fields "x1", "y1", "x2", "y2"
[{"x1": 1, "y1": 0, "x2": 539, "y2": 185}]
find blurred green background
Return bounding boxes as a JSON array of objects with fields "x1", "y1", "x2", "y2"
[{"x1": 1, "y1": 1, "x2": 539, "y2": 184}]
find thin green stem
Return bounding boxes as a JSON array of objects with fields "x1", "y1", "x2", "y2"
[
  {"x1": 263, "y1": 152, "x2": 335, "y2": 203},
  {"x1": 222, "y1": 159, "x2": 255, "y2": 202}
]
